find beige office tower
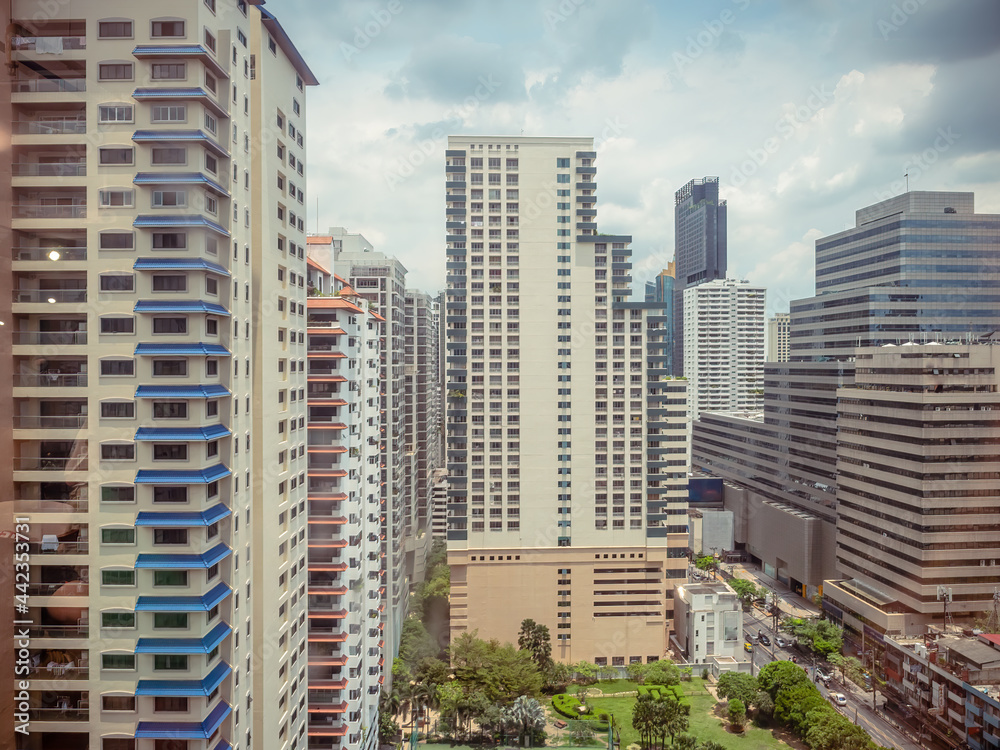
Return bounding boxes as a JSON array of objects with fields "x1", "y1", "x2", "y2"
[
  {"x1": 825, "y1": 343, "x2": 1000, "y2": 637},
  {"x1": 7, "y1": 2, "x2": 316, "y2": 749},
  {"x1": 444, "y1": 136, "x2": 689, "y2": 665},
  {"x1": 304, "y1": 266, "x2": 385, "y2": 750},
  {"x1": 766, "y1": 312, "x2": 790, "y2": 363}
]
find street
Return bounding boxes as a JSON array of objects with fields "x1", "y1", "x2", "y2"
[{"x1": 741, "y1": 607, "x2": 922, "y2": 750}]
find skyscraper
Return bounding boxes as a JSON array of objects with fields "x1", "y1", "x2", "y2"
[
  {"x1": 305, "y1": 266, "x2": 384, "y2": 750},
  {"x1": 444, "y1": 136, "x2": 689, "y2": 663},
  {"x1": 645, "y1": 263, "x2": 675, "y2": 376},
  {"x1": 692, "y1": 191, "x2": 1000, "y2": 603},
  {"x1": 766, "y1": 313, "x2": 790, "y2": 363},
  {"x1": 7, "y1": 1, "x2": 317, "y2": 748},
  {"x1": 673, "y1": 177, "x2": 727, "y2": 375},
  {"x1": 683, "y1": 279, "x2": 765, "y2": 420}
]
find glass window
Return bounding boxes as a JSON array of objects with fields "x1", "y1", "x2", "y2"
[
  {"x1": 152, "y1": 190, "x2": 187, "y2": 207},
  {"x1": 153, "y1": 486, "x2": 187, "y2": 503},
  {"x1": 98, "y1": 21, "x2": 133, "y2": 39},
  {"x1": 101, "y1": 612, "x2": 136, "y2": 629},
  {"x1": 153, "y1": 402, "x2": 187, "y2": 419},
  {"x1": 101, "y1": 653, "x2": 136, "y2": 670},
  {"x1": 152, "y1": 232, "x2": 186, "y2": 249},
  {"x1": 100, "y1": 232, "x2": 135, "y2": 249},
  {"x1": 153, "y1": 570, "x2": 188, "y2": 586},
  {"x1": 151, "y1": 105, "x2": 186, "y2": 122},
  {"x1": 153, "y1": 612, "x2": 188, "y2": 629},
  {"x1": 101, "y1": 568, "x2": 136, "y2": 584},
  {"x1": 151, "y1": 63, "x2": 186, "y2": 80},
  {"x1": 99, "y1": 147, "x2": 134, "y2": 165},
  {"x1": 101, "y1": 401, "x2": 135, "y2": 419},
  {"x1": 98, "y1": 63, "x2": 133, "y2": 81},
  {"x1": 154, "y1": 696, "x2": 189, "y2": 712},
  {"x1": 102, "y1": 695, "x2": 137, "y2": 711},
  {"x1": 153, "y1": 528, "x2": 188, "y2": 545},
  {"x1": 101, "y1": 485, "x2": 135, "y2": 503},
  {"x1": 100, "y1": 274, "x2": 134, "y2": 291},
  {"x1": 151, "y1": 147, "x2": 186, "y2": 165},
  {"x1": 152, "y1": 443, "x2": 188, "y2": 460},
  {"x1": 100, "y1": 359, "x2": 135, "y2": 376},
  {"x1": 99, "y1": 104, "x2": 133, "y2": 123},
  {"x1": 100, "y1": 444, "x2": 135, "y2": 461},
  {"x1": 152, "y1": 275, "x2": 187, "y2": 291},
  {"x1": 151, "y1": 20, "x2": 185, "y2": 37},
  {"x1": 99, "y1": 189, "x2": 134, "y2": 207},
  {"x1": 153, "y1": 318, "x2": 187, "y2": 334},
  {"x1": 100, "y1": 317, "x2": 134, "y2": 334},
  {"x1": 154, "y1": 654, "x2": 188, "y2": 670},
  {"x1": 153, "y1": 360, "x2": 187, "y2": 376}
]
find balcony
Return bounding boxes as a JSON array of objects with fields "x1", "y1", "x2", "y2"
[
  {"x1": 14, "y1": 289, "x2": 87, "y2": 304},
  {"x1": 12, "y1": 162, "x2": 86, "y2": 177},
  {"x1": 14, "y1": 203, "x2": 86, "y2": 219},
  {"x1": 13, "y1": 245, "x2": 87, "y2": 262},
  {"x1": 13, "y1": 78, "x2": 86, "y2": 93},
  {"x1": 12, "y1": 331, "x2": 87, "y2": 346},
  {"x1": 13, "y1": 455, "x2": 88, "y2": 472},
  {"x1": 13, "y1": 116, "x2": 86, "y2": 135},
  {"x1": 13, "y1": 415, "x2": 87, "y2": 430},
  {"x1": 14, "y1": 373, "x2": 88, "y2": 388}
]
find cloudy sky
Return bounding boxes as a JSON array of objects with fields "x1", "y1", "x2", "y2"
[{"x1": 272, "y1": 0, "x2": 1000, "y2": 312}]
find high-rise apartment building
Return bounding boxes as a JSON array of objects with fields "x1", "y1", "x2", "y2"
[
  {"x1": 682, "y1": 279, "x2": 765, "y2": 420},
  {"x1": 692, "y1": 191, "x2": 1000, "y2": 602},
  {"x1": 444, "y1": 136, "x2": 689, "y2": 663},
  {"x1": 305, "y1": 265, "x2": 384, "y2": 750},
  {"x1": 766, "y1": 313, "x2": 790, "y2": 363},
  {"x1": 7, "y1": 2, "x2": 316, "y2": 748},
  {"x1": 403, "y1": 290, "x2": 443, "y2": 578},
  {"x1": 673, "y1": 177, "x2": 727, "y2": 375},
  {"x1": 644, "y1": 263, "x2": 675, "y2": 376},
  {"x1": 825, "y1": 343, "x2": 1000, "y2": 636},
  {"x1": 306, "y1": 230, "x2": 412, "y2": 668}
]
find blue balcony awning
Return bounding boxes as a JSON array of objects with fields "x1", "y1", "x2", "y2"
[
  {"x1": 134, "y1": 299, "x2": 230, "y2": 316},
  {"x1": 133, "y1": 214, "x2": 229, "y2": 237},
  {"x1": 134, "y1": 464, "x2": 231, "y2": 485},
  {"x1": 135, "y1": 622, "x2": 232, "y2": 654},
  {"x1": 135, "y1": 384, "x2": 231, "y2": 399},
  {"x1": 135, "y1": 582, "x2": 232, "y2": 612},
  {"x1": 132, "y1": 88, "x2": 229, "y2": 119},
  {"x1": 135, "y1": 424, "x2": 231, "y2": 441},
  {"x1": 135, "y1": 661, "x2": 231, "y2": 697},
  {"x1": 134, "y1": 171, "x2": 230, "y2": 196},
  {"x1": 134, "y1": 342, "x2": 231, "y2": 357},
  {"x1": 131, "y1": 44, "x2": 228, "y2": 78},
  {"x1": 132, "y1": 130, "x2": 230, "y2": 159},
  {"x1": 135, "y1": 503, "x2": 231, "y2": 527},
  {"x1": 135, "y1": 542, "x2": 232, "y2": 570},
  {"x1": 135, "y1": 700, "x2": 232, "y2": 738},
  {"x1": 133, "y1": 257, "x2": 230, "y2": 276}
]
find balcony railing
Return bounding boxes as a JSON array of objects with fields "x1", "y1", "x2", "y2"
[
  {"x1": 14, "y1": 373, "x2": 88, "y2": 388},
  {"x1": 26, "y1": 665, "x2": 88, "y2": 680},
  {"x1": 27, "y1": 581, "x2": 88, "y2": 596},
  {"x1": 28, "y1": 540, "x2": 88, "y2": 555},
  {"x1": 13, "y1": 498, "x2": 88, "y2": 513},
  {"x1": 14, "y1": 289, "x2": 87, "y2": 303},
  {"x1": 13, "y1": 415, "x2": 87, "y2": 429},
  {"x1": 13, "y1": 118, "x2": 86, "y2": 134},
  {"x1": 12, "y1": 163, "x2": 86, "y2": 177},
  {"x1": 12, "y1": 36, "x2": 87, "y2": 51},
  {"x1": 13, "y1": 246, "x2": 87, "y2": 261},
  {"x1": 13, "y1": 78, "x2": 86, "y2": 93},
  {"x1": 14, "y1": 204, "x2": 86, "y2": 219},
  {"x1": 27, "y1": 623, "x2": 88, "y2": 637},
  {"x1": 26, "y1": 707, "x2": 88, "y2": 722},
  {"x1": 13, "y1": 457, "x2": 88, "y2": 471},
  {"x1": 12, "y1": 331, "x2": 87, "y2": 346}
]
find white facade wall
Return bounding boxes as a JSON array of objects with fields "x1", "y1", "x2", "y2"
[{"x1": 673, "y1": 583, "x2": 743, "y2": 664}]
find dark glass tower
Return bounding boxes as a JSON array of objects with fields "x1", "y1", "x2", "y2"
[{"x1": 673, "y1": 177, "x2": 727, "y2": 375}]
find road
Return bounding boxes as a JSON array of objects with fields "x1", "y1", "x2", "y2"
[{"x1": 741, "y1": 608, "x2": 922, "y2": 750}]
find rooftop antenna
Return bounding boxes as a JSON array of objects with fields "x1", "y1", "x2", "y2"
[{"x1": 904, "y1": 172, "x2": 909, "y2": 192}]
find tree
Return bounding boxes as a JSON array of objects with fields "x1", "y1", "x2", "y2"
[
  {"x1": 505, "y1": 695, "x2": 546, "y2": 746},
  {"x1": 449, "y1": 631, "x2": 543, "y2": 704},
  {"x1": 728, "y1": 699, "x2": 747, "y2": 730},
  {"x1": 378, "y1": 709, "x2": 400, "y2": 745},
  {"x1": 644, "y1": 659, "x2": 681, "y2": 687},
  {"x1": 398, "y1": 618, "x2": 440, "y2": 668},
  {"x1": 716, "y1": 671, "x2": 758, "y2": 707},
  {"x1": 828, "y1": 653, "x2": 863, "y2": 685},
  {"x1": 695, "y1": 555, "x2": 718, "y2": 579},
  {"x1": 786, "y1": 617, "x2": 844, "y2": 658},
  {"x1": 517, "y1": 618, "x2": 553, "y2": 672},
  {"x1": 698, "y1": 742, "x2": 728, "y2": 750},
  {"x1": 626, "y1": 661, "x2": 649, "y2": 683},
  {"x1": 754, "y1": 690, "x2": 775, "y2": 724},
  {"x1": 729, "y1": 578, "x2": 758, "y2": 609},
  {"x1": 657, "y1": 695, "x2": 691, "y2": 748},
  {"x1": 573, "y1": 660, "x2": 598, "y2": 684},
  {"x1": 757, "y1": 660, "x2": 810, "y2": 700},
  {"x1": 632, "y1": 692, "x2": 657, "y2": 749}
]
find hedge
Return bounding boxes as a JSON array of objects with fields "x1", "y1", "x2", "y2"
[
  {"x1": 551, "y1": 695, "x2": 609, "y2": 731},
  {"x1": 637, "y1": 685, "x2": 684, "y2": 702}
]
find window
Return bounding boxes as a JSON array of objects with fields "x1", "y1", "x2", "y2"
[
  {"x1": 153, "y1": 486, "x2": 187, "y2": 503},
  {"x1": 98, "y1": 20, "x2": 133, "y2": 38},
  {"x1": 154, "y1": 655, "x2": 188, "y2": 671},
  {"x1": 99, "y1": 63, "x2": 133, "y2": 81},
  {"x1": 151, "y1": 20, "x2": 185, "y2": 37},
  {"x1": 101, "y1": 569, "x2": 135, "y2": 586},
  {"x1": 153, "y1": 232, "x2": 186, "y2": 249},
  {"x1": 154, "y1": 529, "x2": 188, "y2": 545},
  {"x1": 155, "y1": 697, "x2": 189, "y2": 712},
  {"x1": 100, "y1": 274, "x2": 134, "y2": 291},
  {"x1": 204, "y1": 153, "x2": 218, "y2": 174},
  {"x1": 153, "y1": 318, "x2": 187, "y2": 334},
  {"x1": 100, "y1": 231, "x2": 134, "y2": 249},
  {"x1": 102, "y1": 739, "x2": 136, "y2": 750},
  {"x1": 101, "y1": 612, "x2": 136, "y2": 629},
  {"x1": 557, "y1": 158, "x2": 570, "y2": 167},
  {"x1": 152, "y1": 275, "x2": 187, "y2": 292},
  {"x1": 237, "y1": 29, "x2": 247, "y2": 46},
  {"x1": 101, "y1": 317, "x2": 134, "y2": 334},
  {"x1": 153, "y1": 360, "x2": 187, "y2": 376},
  {"x1": 557, "y1": 174, "x2": 571, "y2": 183},
  {"x1": 99, "y1": 104, "x2": 134, "y2": 123},
  {"x1": 268, "y1": 35, "x2": 277, "y2": 54},
  {"x1": 153, "y1": 402, "x2": 187, "y2": 419},
  {"x1": 99, "y1": 189, "x2": 134, "y2": 207},
  {"x1": 101, "y1": 527, "x2": 136, "y2": 545},
  {"x1": 206, "y1": 278, "x2": 218, "y2": 295},
  {"x1": 101, "y1": 401, "x2": 135, "y2": 419},
  {"x1": 152, "y1": 190, "x2": 187, "y2": 208},
  {"x1": 102, "y1": 653, "x2": 136, "y2": 671},
  {"x1": 101, "y1": 485, "x2": 135, "y2": 503},
  {"x1": 151, "y1": 147, "x2": 186, "y2": 165},
  {"x1": 99, "y1": 147, "x2": 134, "y2": 165},
  {"x1": 205, "y1": 72, "x2": 217, "y2": 93},
  {"x1": 204, "y1": 29, "x2": 217, "y2": 53},
  {"x1": 152, "y1": 62, "x2": 186, "y2": 80},
  {"x1": 153, "y1": 570, "x2": 188, "y2": 586},
  {"x1": 152, "y1": 105, "x2": 186, "y2": 122},
  {"x1": 205, "y1": 195, "x2": 218, "y2": 214},
  {"x1": 101, "y1": 443, "x2": 135, "y2": 461},
  {"x1": 153, "y1": 612, "x2": 188, "y2": 629},
  {"x1": 153, "y1": 443, "x2": 188, "y2": 460},
  {"x1": 204, "y1": 112, "x2": 218, "y2": 134}
]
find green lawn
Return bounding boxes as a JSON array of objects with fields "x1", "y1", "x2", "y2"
[
  {"x1": 583, "y1": 678, "x2": 791, "y2": 750},
  {"x1": 566, "y1": 679, "x2": 643, "y2": 695}
]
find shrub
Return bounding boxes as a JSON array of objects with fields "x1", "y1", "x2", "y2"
[{"x1": 551, "y1": 694, "x2": 591, "y2": 720}]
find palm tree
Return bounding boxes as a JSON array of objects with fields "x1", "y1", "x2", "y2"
[{"x1": 505, "y1": 695, "x2": 546, "y2": 747}]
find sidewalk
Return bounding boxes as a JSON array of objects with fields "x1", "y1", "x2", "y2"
[{"x1": 726, "y1": 563, "x2": 820, "y2": 619}]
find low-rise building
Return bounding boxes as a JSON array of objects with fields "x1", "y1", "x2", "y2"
[{"x1": 672, "y1": 582, "x2": 743, "y2": 665}]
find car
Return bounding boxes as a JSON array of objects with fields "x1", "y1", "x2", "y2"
[
  {"x1": 831, "y1": 693, "x2": 848, "y2": 707},
  {"x1": 757, "y1": 632, "x2": 771, "y2": 646},
  {"x1": 775, "y1": 636, "x2": 788, "y2": 648},
  {"x1": 744, "y1": 642, "x2": 754, "y2": 653}
]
